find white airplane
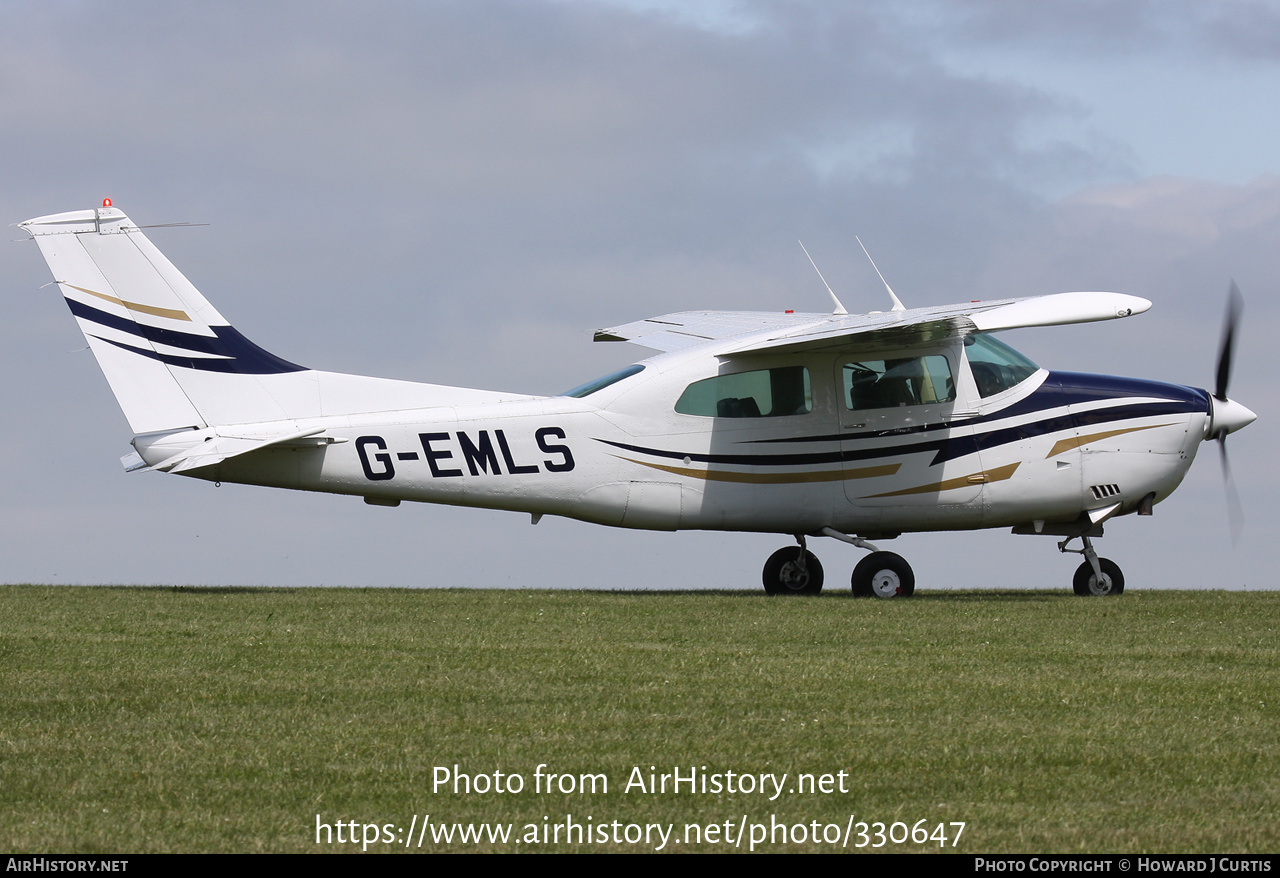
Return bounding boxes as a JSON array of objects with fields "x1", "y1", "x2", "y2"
[{"x1": 20, "y1": 203, "x2": 1256, "y2": 597}]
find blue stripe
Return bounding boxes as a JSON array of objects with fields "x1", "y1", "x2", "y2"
[
  {"x1": 68, "y1": 296, "x2": 306, "y2": 374},
  {"x1": 748, "y1": 373, "x2": 1207, "y2": 446},
  {"x1": 89, "y1": 334, "x2": 305, "y2": 374},
  {"x1": 1054, "y1": 371, "x2": 1209, "y2": 411},
  {"x1": 599, "y1": 373, "x2": 1207, "y2": 469}
]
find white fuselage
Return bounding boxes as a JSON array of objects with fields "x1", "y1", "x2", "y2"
[{"x1": 139, "y1": 338, "x2": 1212, "y2": 539}]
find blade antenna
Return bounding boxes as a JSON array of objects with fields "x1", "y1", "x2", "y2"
[
  {"x1": 856, "y1": 236, "x2": 906, "y2": 312},
  {"x1": 798, "y1": 241, "x2": 848, "y2": 315}
]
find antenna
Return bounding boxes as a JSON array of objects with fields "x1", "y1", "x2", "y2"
[
  {"x1": 856, "y1": 236, "x2": 906, "y2": 312},
  {"x1": 797, "y1": 241, "x2": 848, "y2": 315}
]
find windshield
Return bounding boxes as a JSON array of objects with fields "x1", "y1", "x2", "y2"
[{"x1": 965, "y1": 334, "x2": 1039, "y2": 397}]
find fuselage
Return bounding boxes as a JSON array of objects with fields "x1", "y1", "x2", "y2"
[{"x1": 144, "y1": 335, "x2": 1213, "y2": 539}]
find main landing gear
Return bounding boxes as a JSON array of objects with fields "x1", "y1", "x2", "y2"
[
  {"x1": 1059, "y1": 535, "x2": 1124, "y2": 596},
  {"x1": 761, "y1": 529, "x2": 915, "y2": 598},
  {"x1": 762, "y1": 537, "x2": 825, "y2": 595},
  {"x1": 851, "y1": 551, "x2": 915, "y2": 598}
]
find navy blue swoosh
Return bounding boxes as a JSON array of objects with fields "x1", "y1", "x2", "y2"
[
  {"x1": 89, "y1": 334, "x2": 306, "y2": 374},
  {"x1": 597, "y1": 374, "x2": 1207, "y2": 469},
  {"x1": 68, "y1": 296, "x2": 306, "y2": 374},
  {"x1": 748, "y1": 373, "x2": 1207, "y2": 447}
]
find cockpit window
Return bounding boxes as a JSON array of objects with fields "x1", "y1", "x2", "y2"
[
  {"x1": 561, "y1": 364, "x2": 645, "y2": 398},
  {"x1": 843, "y1": 355, "x2": 955, "y2": 411},
  {"x1": 675, "y1": 366, "x2": 812, "y2": 418},
  {"x1": 965, "y1": 334, "x2": 1039, "y2": 397}
]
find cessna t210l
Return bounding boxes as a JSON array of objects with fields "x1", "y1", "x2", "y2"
[{"x1": 21, "y1": 204, "x2": 1256, "y2": 597}]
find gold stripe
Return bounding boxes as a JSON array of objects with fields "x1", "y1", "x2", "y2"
[
  {"x1": 863, "y1": 462, "x2": 1021, "y2": 498},
  {"x1": 1046, "y1": 423, "x2": 1173, "y2": 459},
  {"x1": 616, "y1": 456, "x2": 901, "y2": 484},
  {"x1": 63, "y1": 283, "x2": 191, "y2": 322}
]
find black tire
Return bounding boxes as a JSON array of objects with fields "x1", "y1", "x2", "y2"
[
  {"x1": 851, "y1": 551, "x2": 915, "y2": 598},
  {"x1": 1073, "y1": 558, "x2": 1124, "y2": 596},
  {"x1": 762, "y1": 547, "x2": 824, "y2": 595}
]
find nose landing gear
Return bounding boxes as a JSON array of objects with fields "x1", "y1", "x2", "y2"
[{"x1": 1059, "y1": 535, "x2": 1124, "y2": 596}]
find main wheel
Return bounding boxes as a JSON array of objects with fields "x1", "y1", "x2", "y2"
[
  {"x1": 851, "y1": 551, "x2": 915, "y2": 598},
  {"x1": 1072, "y1": 558, "x2": 1124, "y2": 596},
  {"x1": 762, "y1": 547, "x2": 824, "y2": 595}
]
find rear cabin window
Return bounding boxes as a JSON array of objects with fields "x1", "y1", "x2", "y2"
[
  {"x1": 964, "y1": 334, "x2": 1039, "y2": 397},
  {"x1": 843, "y1": 355, "x2": 955, "y2": 411},
  {"x1": 675, "y1": 366, "x2": 812, "y2": 418},
  {"x1": 561, "y1": 364, "x2": 645, "y2": 398}
]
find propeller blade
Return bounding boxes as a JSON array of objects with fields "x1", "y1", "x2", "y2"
[
  {"x1": 1218, "y1": 435, "x2": 1244, "y2": 545},
  {"x1": 1211, "y1": 282, "x2": 1246, "y2": 543},
  {"x1": 1214, "y1": 280, "x2": 1242, "y2": 401}
]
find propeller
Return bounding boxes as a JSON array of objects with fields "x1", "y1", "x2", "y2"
[
  {"x1": 1211, "y1": 282, "x2": 1250, "y2": 542},
  {"x1": 1214, "y1": 281, "x2": 1241, "y2": 403}
]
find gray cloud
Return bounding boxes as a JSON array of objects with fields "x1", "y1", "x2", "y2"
[{"x1": 912, "y1": 0, "x2": 1280, "y2": 61}]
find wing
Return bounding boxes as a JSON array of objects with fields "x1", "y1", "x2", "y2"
[
  {"x1": 594, "y1": 292, "x2": 1151, "y2": 355},
  {"x1": 592, "y1": 310, "x2": 821, "y2": 352}
]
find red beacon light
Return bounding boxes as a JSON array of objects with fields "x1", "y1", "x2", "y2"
[{"x1": 102, "y1": 198, "x2": 112, "y2": 208}]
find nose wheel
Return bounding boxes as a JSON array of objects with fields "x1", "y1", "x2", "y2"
[
  {"x1": 1060, "y1": 535, "x2": 1125, "y2": 596},
  {"x1": 1072, "y1": 558, "x2": 1124, "y2": 595}
]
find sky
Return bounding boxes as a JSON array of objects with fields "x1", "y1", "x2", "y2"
[{"x1": 2, "y1": 0, "x2": 1277, "y2": 591}]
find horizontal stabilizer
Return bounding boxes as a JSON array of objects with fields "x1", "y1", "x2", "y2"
[{"x1": 144, "y1": 427, "x2": 329, "y2": 474}]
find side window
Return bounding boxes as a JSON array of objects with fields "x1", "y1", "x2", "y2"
[
  {"x1": 843, "y1": 355, "x2": 954, "y2": 411},
  {"x1": 675, "y1": 366, "x2": 811, "y2": 418},
  {"x1": 561, "y1": 364, "x2": 645, "y2": 398},
  {"x1": 964, "y1": 334, "x2": 1038, "y2": 398}
]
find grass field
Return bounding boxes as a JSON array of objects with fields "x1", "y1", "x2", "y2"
[{"x1": 1, "y1": 585, "x2": 1276, "y2": 853}]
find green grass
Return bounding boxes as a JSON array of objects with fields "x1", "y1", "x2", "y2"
[{"x1": 1, "y1": 586, "x2": 1277, "y2": 853}]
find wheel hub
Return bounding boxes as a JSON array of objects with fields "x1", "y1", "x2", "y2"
[
  {"x1": 781, "y1": 562, "x2": 809, "y2": 590},
  {"x1": 871, "y1": 569, "x2": 901, "y2": 598}
]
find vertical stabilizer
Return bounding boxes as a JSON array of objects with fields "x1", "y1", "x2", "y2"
[{"x1": 21, "y1": 206, "x2": 310, "y2": 434}]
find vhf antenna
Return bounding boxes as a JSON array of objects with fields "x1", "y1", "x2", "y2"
[
  {"x1": 856, "y1": 236, "x2": 907, "y2": 312},
  {"x1": 797, "y1": 240, "x2": 848, "y2": 315}
]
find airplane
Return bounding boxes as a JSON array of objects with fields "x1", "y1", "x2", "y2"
[{"x1": 19, "y1": 202, "x2": 1256, "y2": 597}]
